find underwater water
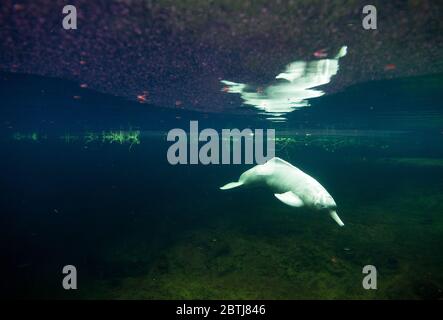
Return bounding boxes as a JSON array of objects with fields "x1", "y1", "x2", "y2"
[{"x1": 1, "y1": 72, "x2": 443, "y2": 299}]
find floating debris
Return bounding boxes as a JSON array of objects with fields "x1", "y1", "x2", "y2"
[
  {"x1": 313, "y1": 48, "x2": 328, "y2": 58},
  {"x1": 384, "y1": 64, "x2": 396, "y2": 71}
]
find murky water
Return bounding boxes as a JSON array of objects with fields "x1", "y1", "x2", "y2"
[{"x1": 1, "y1": 73, "x2": 442, "y2": 299}]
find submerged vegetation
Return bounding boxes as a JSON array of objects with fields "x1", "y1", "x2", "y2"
[
  {"x1": 11, "y1": 130, "x2": 141, "y2": 147},
  {"x1": 377, "y1": 158, "x2": 443, "y2": 167},
  {"x1": 12, "y1": 132, "x2": 46, "y2": 142},
  {"x1": 274, "y1": 135, "x2": 391, "y2": 153},
  {"x1": 101, "y1": 131, "x2": 141, "y2": 147},
  {"x1": 9, "y1": 130, "x2": 395, "y2": 152}
]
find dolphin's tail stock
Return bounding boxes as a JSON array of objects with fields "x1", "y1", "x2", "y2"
[
  {"x1": 329, "y1": 210, "x2": 345, "y2": 227},
  {"x1": 220, "y1": 181, "x2": 243, "y2": 190}
]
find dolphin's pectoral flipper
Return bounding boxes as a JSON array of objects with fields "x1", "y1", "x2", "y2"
[
  {"x1": 329, "y1": 210, "x2": 345, "y2": 227},
  {"x1": 274, "y1": 191, "x2": 304, "y2": 207},
  {"x1": 220, "y1": 181, "x2": 244, "y2": 190}
]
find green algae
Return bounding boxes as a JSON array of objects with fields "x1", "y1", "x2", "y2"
[
  {"x1": 273, "y1": 134, "x2": 393, "y2": 157},
  {"x1": 11, "y1": 130, "x2": 141, "y2": 148},
  {"x1": 12, "y1": 132, "x2": 46, "y2": 142},
  {"x1": 101, "y1": 130, "x2": 140, "y2": 147},
  {"x1": 378, "y1": 158, "x2": 443, "y2": 167}
]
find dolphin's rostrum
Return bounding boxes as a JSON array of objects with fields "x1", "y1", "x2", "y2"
[{"x1": 220, "y1": 157, "x2": 345, "y2": 226}]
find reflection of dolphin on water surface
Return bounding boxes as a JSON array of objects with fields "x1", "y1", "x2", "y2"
[
  {"x1": 220, "y1": 157, "x2": 345, "y2": 227},
  {"x1": 221, "y1": 46, "x2": 348, "y2": 121}
]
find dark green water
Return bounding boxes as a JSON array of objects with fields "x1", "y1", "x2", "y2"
[{"x1": 1, "y1": 73, "x2": 443, "y2": 299}]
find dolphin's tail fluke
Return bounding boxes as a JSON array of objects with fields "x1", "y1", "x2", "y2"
[
  {"x1": 220, "y1": 181, "x2": 243, "y2": 190},
  {"x1": 330, "y1": 210, "x2": 345, "y2": 227}
]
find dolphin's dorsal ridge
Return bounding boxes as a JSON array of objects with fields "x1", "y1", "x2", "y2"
[
  {"x1": 267, "y1": 157, "x2": 295, "y2": 168},
  {"x1": 274, "y1": 191, "x2": 304, "y2": 207}
]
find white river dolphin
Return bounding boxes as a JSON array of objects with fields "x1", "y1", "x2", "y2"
[{"x1": 220, "y1": 157, "x2": 344, "y2": 226}]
